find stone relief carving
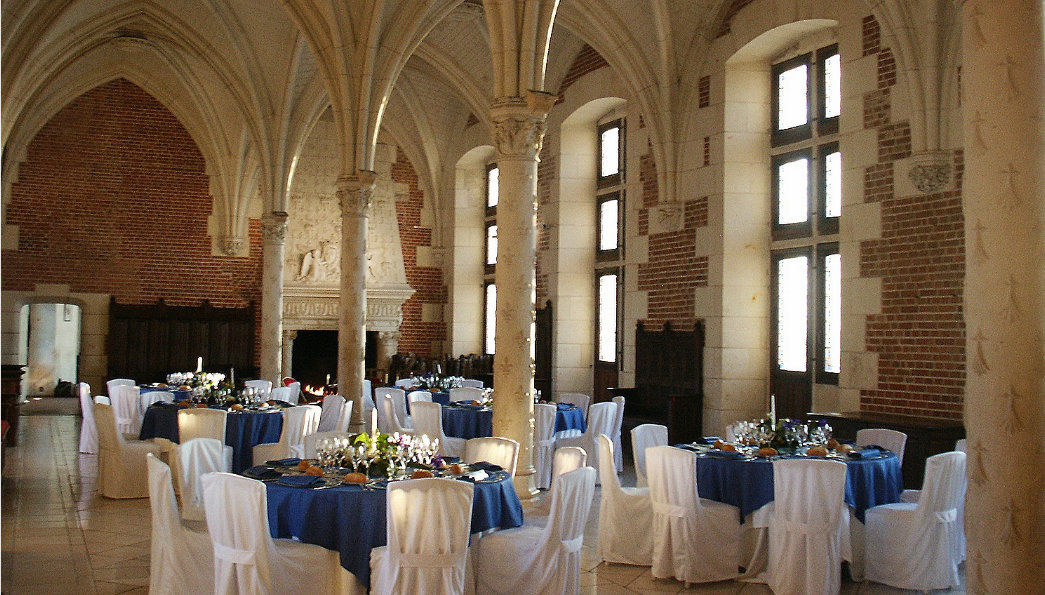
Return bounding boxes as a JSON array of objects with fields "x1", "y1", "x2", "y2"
[
  {"x1": 908, "y1": 163, "x2": 951, "y2": 193},
  {"x1": 219, "y1": 235, "x2": 245, "y2": 256},
  {"x1": 286, "y1": 198, "x2": 341, "y2": 286}
]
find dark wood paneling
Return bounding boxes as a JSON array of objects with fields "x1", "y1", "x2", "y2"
[
  {"x1": 107, "y1": 298, "x2": 256, "y2": 383},
  {"x1": 534, "y1": 300, "x2": 552, "y2": 399}
]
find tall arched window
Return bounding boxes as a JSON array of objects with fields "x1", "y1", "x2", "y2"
[
  {"x1": 594, "y1": 117, "x2": 625, "y2": 397},
  {"x1": 483, "y1": 162, "x2": 498, "y2": 354},
  {"x1": 770, "y1": 43, "x2": 841, "y2": 415}
]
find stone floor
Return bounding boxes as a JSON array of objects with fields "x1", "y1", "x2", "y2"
[{"x1": 1, "y1": 413, "x2": 964, "y2": 594}]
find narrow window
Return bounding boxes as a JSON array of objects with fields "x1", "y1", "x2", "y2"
[
  {"x1": 484, "y1": 283, "x2": 497, "y2": 355},
  {"x1": 485, "y1": 223, "x2": 498, "y2": 266},
  {"x1": 818, "y1": 245, "x2": 841, "y2": 381},
  {"x1": 597, "y1": 273, "x2": 619, "y2": 362},
  {"x1": 486, "y1": 164, "x2": 499, "y2": 209},
  {"x1": 777, "y1": 62, "x2": 808, "y2": 131},
  {"x1": 775, "y1": 253, "x2": 810, "y2": 373}
]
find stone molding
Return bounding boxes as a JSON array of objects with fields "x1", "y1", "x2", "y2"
[
  {"x1": 260, "y1": 211, "x2": 289, "y2": 244},
  {"x1": 895, "y1": 151, "x2": 957, "y2": 195},
  {"x1": 219, "y1": 235, "x2": 246, "y2": 256},
  {"x1": 282, "y1": 284, "x2": 414, "y2": 332},
  {"x1": 490, "y1": 92, "x2": 555, "y2": 160}
]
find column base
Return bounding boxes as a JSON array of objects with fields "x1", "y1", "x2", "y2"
[{"x1": 512, "y1": 469, "x2": 539, "y2": 500}]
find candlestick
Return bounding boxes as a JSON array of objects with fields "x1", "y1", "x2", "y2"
[
  {"x1": 196, "y1": 356, "x2": 203, "y2": 373},
  {"x1": 326, "y1": 373, "x2": 331, "y2": 386}
]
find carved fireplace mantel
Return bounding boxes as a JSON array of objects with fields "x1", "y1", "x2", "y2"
[{"x1": 282, "y1": 284, "x2": 415, "y2": 332}]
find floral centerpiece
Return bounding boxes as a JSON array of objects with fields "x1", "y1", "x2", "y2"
[
  {"x1": 407, "y1": 373, "x2": 464, "y2": 392},
  {"x1": 728, "y1": 417, "x2": 832, "y2": 452},
  {"x1": 166, "y1": 371, "x2": 237, "y2": 405},
  {"x1": 315, "y1": 431, "x2": 441, "y2": 479}
]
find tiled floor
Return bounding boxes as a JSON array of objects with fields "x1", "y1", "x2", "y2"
[{"x1": 2, "y1": 412, "x2": 964, "y2": 594}]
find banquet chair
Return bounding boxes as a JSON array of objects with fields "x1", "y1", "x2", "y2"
[
  {"x1": 866, "y1": 451, "x2": 966, "y2": 591},
  {"x1": 178, "y1": 408, "x2": 229, "y2": 443},
  {"x1": 78, "y1": 382, "x2": 98, "y2": 454},
  {"x1": 370, "y1": 478, "x2": 475, "y2": 594},
  {"x1": 407, "y1": 390, "x2": 433, "y2": 405},
  {"x1": 460, "y1": 379, "x2": 484, "y2": 389},
  {"x1": 531, "y1": 446, "x2": 588, "y2": 520},
  {"x1": 464, "y1": 436, "x2": 519, "y2": 477},
  {"x1": 359, "y1": 393, "x2": 377, "y2": 431},
  {"x1": 375, "y1": 387, "x2": 410, "y2": 430},
  {"x1": 174, "y1": 438, "x2": 232, "y2": 522},
  {"x1": 95, "y1": 403, "x2": 162, "y2": 498},
  {"x1": 141, "y1": 390, "x2": 174, "y2": 411},
  {"x1": 476, "y1": 467, "x2": 596, "y2": 594},
  {"x1": 767, "y1": 458, "x2": 850, "y2": 595},
  {"x1": 201, "y1": 473, "x2": 346, "y2": 594},
  {"x1": 268, "y1": 386, "x2": 295, "y2": 403},
  {"x1": 243, "y1": 379, "x2": 272, "y2": 397},
  {"x1": 533, "y1": 403, "x2": 557, "y2": 489},
  {"x1": 411, "y1": 401, "x2": 465, "y2": 458},
  {"x1": 610, "y1": 395, "x2": 625, "y2": 473},
  {"x1": 631, "y1": 423, "x2": 668, "y2": 488},
  {"x1": 146, "y1": 454, "x2": 213, "y2": 595},
  {"x1": 317, "y1": 395, "x2": 345, "y2": 432},
  {"x1": 334, "y1": 398, "x2": 354, "y2": 433},
  {"x1": 855, "y1": 428, "x2": 907, "y2": 464},
  {"x1": 554, "y1": 401, "x2": 618, "y2": 482},
  {"x1": 596, "y1": 435, "x2": 654, "y2": 566},
  {"x1": 554, "y1": 392, "x2": 591, "y2": 419},
  {"x1": 106, "y1": 378, "x2": 136, "y2": 397},
  {"x1": 952, "y1": 438, "x2": 967, "y2": 560},
  {"x1": 285, "y1": 380, "x2": 302, "y2": 403},
  {"x1": 94, "y1": 395, "x2": 111, "y2": 406},
  {"x1": 362, "y1": 378, "x2": 373, "y2": 401},
  {"x1": 303, "y1": 431, "x2": 352, "y2": 459},
  {"x1": 382, "y1": 394, "x2": 414, "y2": 435},
  {"x1": 647, "y1": 445, "x2": 740, "y2": 584},
  {"x1": 449, "y1": 387, "x2": 484, "y2": 403},
  {"x1": 252, "y1": 404, "x2": 322, "y2": 464},
  {"x1": 111, "y1": 384, "x2": 144, "y2": 436}
]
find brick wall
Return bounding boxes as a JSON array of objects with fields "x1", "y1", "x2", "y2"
[
  {"x1": 556, "y1": 44, "x2": 610, "y2": 102},
  {"x1": 3, "y1": 79, "x2": 263, "y2": 356},
  {"x1": 535, "y1": 147, "x2": 555, "y2": 304},
  {"x1": 391, "y1": 148, "x2": 447, "y2": 356},
  {"x1": 857, "y1": 16, "x2": 966, "y2": 420}
]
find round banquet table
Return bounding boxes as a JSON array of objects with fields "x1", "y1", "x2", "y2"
[
  {"x1": 440, "y1": 402, "x2": 586, "y2": 439},
  {"x1": 683, "y1": 446, "x2": 902, "y2": 523},
  {"x1": 138, "y1": 405, "x2": 283, "y2": 472},
  {"x1": 265, "y1": 470, "x2": 524, "y2": 587},
  {"x1": 138, "y1": 386, "x2": 192, "y2": 400}
]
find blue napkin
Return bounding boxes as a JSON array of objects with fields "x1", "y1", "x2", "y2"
[
  {"x1": 277, "y1": 475, "x2": 323, "y2": 487},
  {"x1": 848, "y1": 447, "x2": 882, "y2": 459},
  {"x1": 556, "y1": 402, "x2": 573, "y2": 411},
  {"x1": 468, "y1": 461, "x2": 504, "y2": 472},
  {"x1": 704, "y1": 450, "x2": 746, "y2": 459},
  {"x1": 242, "y1": 466, "x2": 282, "y2": 480},
  {"x1": 266, "y1": 458, "x2": 302, "y2": 467}
]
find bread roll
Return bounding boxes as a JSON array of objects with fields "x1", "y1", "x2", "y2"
[
  {"x1": 757, "y1": 447, "x2": 778, "y2": 457},
  {"x1": 720, "y1": 443, "x2": 737, "y2": 452},
  {"x1": 343, "y1": 472, "x2": 367, "y2": 484},
  {"x1": 411, "y1": 469, "x2": 434, "y2": 479},
  {"x1": 305, "y1": 465, "x2": 324, "y2": 476},
  {"x1": 806, "y1": 445, "x2": 828, "y2": 456}
]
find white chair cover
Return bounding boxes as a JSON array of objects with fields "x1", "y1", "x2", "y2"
[
  {"x1": 110, "y1": 384, "x2": 143, "y2": 435},
  {"x1": 768, "y1": 459, "x2": 850, "y2": 595},
  {"x1": 532, "y1": 403, "x2": 557, "y2": 489},
  {"x1": 178, "y1": 408, "x2": 228, "y2": 443},
  {"x1": 95, "y1": 403, "x2": 161, "y2": 498},
  {"x1": 375, "y1": 388, "x2": 409, "y2": 431},
  {"x1": 596, "y1": 435, "x2": 654, "y2": 566},
  {"x1": 647, "y1": 446, "x2": 740, "y2": 584},
  {"x1": 317, "y1": 395, "x2": 345, "y2": 432},
  {"x1": 554, "y1": 401, "x2": 618, "y2": 482},
  {"x1": 362, "y1": 379, "x2": 373, "y2": 400},
  {"x1": 268, "y1": 386, "x2": 294, "y2": 403},
  {"x1": 554, "y1": 392, "x2": 591, "y2": 419},
  {"x1": 856, "y1": 428, "x2": 908, "y2": 464},
  {"x1": 394, "y1": 378, "x2": 415, "y2": 388},
  {"x1": 464, "y1": 437, "x2": 519, "y2": 477},
  {"x1": 407, "y1": 390, "x2": 433, "y2": 404},
  {"x1": 460, "y1": 379, "x2": 484, "y2": 389},
  {"x1": 141, "y1": 390, "x2": 174, "y2": 411},
  {"x1": 610, "y1": 395, "x2": 625, "y2": 473},
  {"x1": 252, "y1": 405, "x2": 321, "y2": 464},
  {"x1": 631, "y1": 423, "x2": 668, "y2": 488},
  {"x1": 303, "y1": 431, "x2": 352, "y2": 459},
  {"x1": 531, "y1": 446, "x2": 588, "y2": 520},
  {"x1": 94, "y1": 395, "x2": 111, "y2": 405},
  {"x1": 866, "y1": 451, "x2": 966, "y2": 591},
  {"x1": 370, "y1": 478, "x2": 475, "y2": 594},
  {"x1": 449, "y1": 387, "x2": 484, "y2": 403},
  {"x1": 411, "y1": 401, "x2": 465, "y2": 457},
  {"x1": 476, "y1": 467, "x2": 596, "y2": 594},
  {"x1": 382, "y1": 394, "x2": 414, "y2": 435},
  {"x1": 335, "y1": 398, "x2": 354, "y2": 433},
  {"x1": 286, "y1": 381, "x2": 302, "y2": 403},
  {"x1": 201, "y1": 473, "x2": 345, "y2": 594},
  {"x1": 954, "y1": 438, "x2": 966, "y2": 452},
  {"x1": 359, "y1": 393, "x2": 376, "y2": 433},
  {"x1": 176, "y1": 438, "x2": 233, "y2": 521},
  {"x1": 244, "y1": 379, "x2": 272, "y2": 397},
  {"x1": 146, "y1": 454, "x2": 214, "y2": 595},
  {"x1": 78, "y1": 382, "x2": 98, "y2": 454},
  {"x1": 106, "y1": 378, "x2": 136, "y2": 397}
]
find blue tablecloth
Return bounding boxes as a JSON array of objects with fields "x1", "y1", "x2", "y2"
[
  {"x1": 138, "y1": 386, "x2": 192, "y2": 400},
  {"x1": 439, "y1": 404, "x2": 586, "y2": 439},
  {"x1": 138, "y1": 406, "x2": 283, "y2": 472},
  {"x1": 265, "y1": 471, "x2": 524, "y2": 587},
  {"x1": 432, "y1": 391, "x2": 450, "y2": 405},
  {"x1": 684, "y1": 447, "x2": 902, "y2": 523}
]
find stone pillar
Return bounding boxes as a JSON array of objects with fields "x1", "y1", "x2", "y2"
[
  {"x1": 259, "y1": 212, "x2": 289, "y2": 384},
  {"x1": 490, "y1": 93, "x2": 555, "y2": 498},
  {"x1": 281, "y1": 329, "x2": 297, "y2": 380},
  {"x1": 337, "y1": 172, "x2": 375, "y2": 432},
  {"x1": 960, "y1": 1, "x2": 1045, "y2": 590},
  {"x1": 376, "y1": 330, "x2": 400, "y2": 374}
]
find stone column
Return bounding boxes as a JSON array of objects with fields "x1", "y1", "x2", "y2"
[
  {"x1": 376, "y1": 330, "x2": 400, "y2": 375},
  {"x1": 259, "y1": 212, "x2": 289, "y2": 384},
  {"x1": 490, "y1": 93, "x2": 555, "y2": 498},
  {"x1": 280, "y1": 329, "x2": 297, "y2": 380},
  {"x1": 337, "y1": 172, "x2": 375, "y2": 432},
  {"x1": 960, "y1": 1, "x2": 1045, "y2": 590}
]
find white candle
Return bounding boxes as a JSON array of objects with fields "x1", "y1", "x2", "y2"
[
  {"x1": 770, "y1": 393, "x2": 777, "y2": 427},
  {"x1": 196, "y1": 356, "x2": 203, "y2": 373},
  {"x1": 370, "y1": 407, "x2": 378, "y2": 435},
  {"x1": 326, "y1": 373, "x2": 331, "y2": 386},
  {"x1": 230, "y1": 367, "x2": 235, "y2": 386}
]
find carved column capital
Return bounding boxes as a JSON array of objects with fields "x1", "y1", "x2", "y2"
[
  {"x1": 490, "y1": 93, "x2": 554, "y2": 160},
  {"x1": 283, "y1": 329, "x2": 298, "y2": 341},
  {"x1": 336, "y1": 171, "x2": 377, "y2": 218},
  {"x1": 378, "y1": 330, "x2": 401, "y2": 342},
  {"x1": 260, "y1": 211, "x2": 289, "y2": 245},
  {"x1": 219, "y1": 235, "x2": 246, "y2": 256}
]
